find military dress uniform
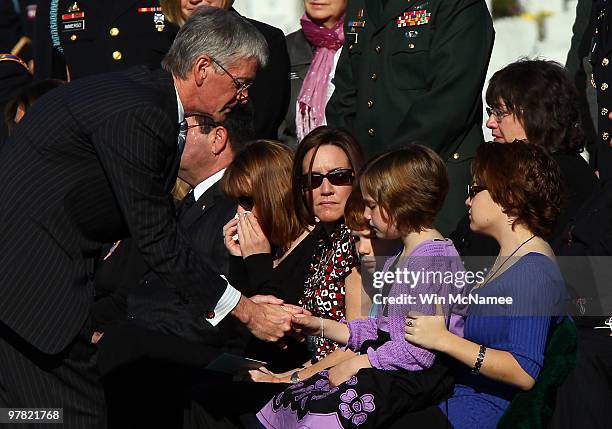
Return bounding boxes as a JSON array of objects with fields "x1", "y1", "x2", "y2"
[
  {"x1": 326, "y1": 0, "x2": 494, "y2": 234},
  {"x1": 33, "y1": 0, "x2": 178, "y2": 81},
  {"x1": 590, "y1": 0, "x2": 612, "y2": 179}
]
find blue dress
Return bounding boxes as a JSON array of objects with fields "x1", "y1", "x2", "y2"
[{"x1": 440, "y1": 253, "x2": 566, "y2": 429}]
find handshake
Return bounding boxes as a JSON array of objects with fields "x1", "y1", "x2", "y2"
[{"x1": 231, "y1": 293, "x2": 321, "y2": 343}]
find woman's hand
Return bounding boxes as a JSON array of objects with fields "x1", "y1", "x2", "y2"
[
  {"x1": 328, "y1": 355, "x2": 370, "y2": 387},
  {"x1": 404, "y1": 304, "x2": 450, "y2": 352},
  {"x1": 246, "y1": 367, "x2": 292, "y2": 383},
  {"x1": 222, "y1": 217, "x2": 242, "y2": 256},
  {"x1": 237, "y1": 212, "x2": 271, "y2": 258}
]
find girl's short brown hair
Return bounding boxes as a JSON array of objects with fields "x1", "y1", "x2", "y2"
[
  {"x1": 359, "y1": 145, "x2": 449, "y2": 234},
  {"x1": 473, "y1": 141, "x2": 562, "y2": 237},
  {"x1": 221, "y1": 140, "x2": 302, "y2": 250},
  {"x1": 292, "y1": 126, "x2": 364, "y2": 227}
]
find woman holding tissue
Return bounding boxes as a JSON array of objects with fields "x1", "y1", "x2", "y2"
[
  {"x1": 222, "y1": 139, "x2": 319, "y2": 369},
  {"x1": 256, "y1": 145, "x2": 465, "y2": 429}
]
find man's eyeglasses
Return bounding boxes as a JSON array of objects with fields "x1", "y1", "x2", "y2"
[
  {"x1": 184, "y1": 114, "x2": 218, "y2": 131},
  {"x1": 467, "y1": 184, "x2": 487, "y2": 199},
  {"x1": 210, "y1": 56, "x2": 252, "y2": 97},
  {"x1": 486, "y1": 106, "x2": 511, "y2": 122},
  {"x1": 301, "y1": 169, "x2": 354, "y2": 190},
  {"x1": 236, "y1": 196, "x2": 254, "y2": 211}
]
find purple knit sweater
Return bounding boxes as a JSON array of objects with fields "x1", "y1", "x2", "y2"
[{"x1": 347, "y1": 239, "x2": 465, "y2": 371}]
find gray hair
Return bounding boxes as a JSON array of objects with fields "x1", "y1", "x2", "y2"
[{"x1": 162, "y1": 6, "x2": 269, "y2": 79}]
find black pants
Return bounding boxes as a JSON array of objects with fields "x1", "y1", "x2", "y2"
[
  {"x1": 0, "y1": 321, "x2": 106, "y2": 428},
  {"x1": 549, "y1": 327, "x2": 612, "y2": 429}
]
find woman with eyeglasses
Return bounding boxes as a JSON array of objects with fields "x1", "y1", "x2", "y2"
[
  {"x1": 400, "y1": 141, "x2": 566, "y2": 429},
  {"x1": 453, "y1": 59, "x2": 598, "y2": 258}
]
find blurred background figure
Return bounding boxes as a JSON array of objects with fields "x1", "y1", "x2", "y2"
[
  {"x1": 4, "y1": 78, "x2": 64, "y2": 135},
  {"x1": 279, "y1": 0, "x2": 347, "y2": 147},
  {"x1": 0, "y1": 53, "x2": 31, "y2": 143},
  {"x1": 162, "y1": 0, "x2": 290, "y2": 139}
]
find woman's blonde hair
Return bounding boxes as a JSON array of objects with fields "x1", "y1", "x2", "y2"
[{"x1": 161, "y1": 0, "x2": 237, "y2": 26}]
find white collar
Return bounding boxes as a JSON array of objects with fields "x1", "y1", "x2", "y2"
[
  {"x1": 193, "y1": 168, "x2": 226, "y2": 201},
  {"x1": 175, "y1": 84, "x2": 185, "y2": 124}
]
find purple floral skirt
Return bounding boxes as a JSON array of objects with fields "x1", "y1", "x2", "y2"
[{"x1": 256, "y1": 362, "x2": 453, "y2": 429}]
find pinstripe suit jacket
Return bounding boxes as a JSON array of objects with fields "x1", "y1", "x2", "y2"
[{"x1": 0, "y1": 66, "x2": 227, "y2": 354}]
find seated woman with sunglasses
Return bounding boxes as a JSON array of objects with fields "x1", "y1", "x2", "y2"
[
  {"x1": 403, "y1": 141, "x2": 566, "y2": 429},
  {"x1": 292, "y1": 126, "x2": 364, "y2": 363}
]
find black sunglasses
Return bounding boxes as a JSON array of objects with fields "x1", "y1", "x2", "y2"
[
  {"x1": 301, "y1": 168, "x2": 354, "y2": 190},
  {"x1": 236, "y1": 196, "x2": 254, "y2": 211},
  {"x1": 467, "y1": 184, "x2": 487, "y2": 199}
]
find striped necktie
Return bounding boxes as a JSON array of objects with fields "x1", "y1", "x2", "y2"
[{"x1": 177, "y1": 119, "x2": 188, "y2": 155}]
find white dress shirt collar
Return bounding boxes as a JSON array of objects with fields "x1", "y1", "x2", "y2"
[
  {"x1": 175, "y1": 85, "x2": 185, "y2": 124},
  {"x1": 193, "y1": 168, "x2": 226, "y2": 202}
]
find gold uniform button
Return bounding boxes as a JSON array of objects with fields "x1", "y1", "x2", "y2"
[
  {"x1": 371, "y1": 73, "x2": 377, "y2": 81},
  {"x1": 157, "y1": 26, "x2": 164, "y2": 32},
  {"x1": 602, "y1": 83, "x2": 609, "y2": 91},
  {"x1": 452, "y1": 152, "x2": 460, "y2": 160},
  {"x1": 368, "y1": 128, "x2": 375, "y2": 137},
  {"x1": 602, "y1": 108, "x2": 609, "y2": 116},
  {"x1": 70, "y1": 34, "x2": 77, "y2": 41},
  {"x1": 367, "y1": 100, "x2": 374, "y2": 109},
  {"x1": 110, "y1": 27, "x2": 119, "y2": 37},
  {"x1": 603, "y1": 58, "x2": 610, "y2": 66},
  {"x1": 408, "y1": 43, "x2": 415, "y2": 49},
  {"x1": 375, "y1": 45, "x2": 382, "y2": 54},
  {"x1": 112, "y1": 51, "x2": 122, "y2": 61},
  {"x1": 603, "y1": 132, "x2": 610, "y2": 141},
  {"x1": 349, "y1": 44, "x2": 354, "y2": 50}
]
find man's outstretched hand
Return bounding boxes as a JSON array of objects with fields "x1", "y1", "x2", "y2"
[{"x1": 231, "y1": 294, "x2": 311, "y2": 342}]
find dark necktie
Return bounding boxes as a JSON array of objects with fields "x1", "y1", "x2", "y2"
[{"x1": 178, "y1": 190, "x2": 196, "y2": 218}]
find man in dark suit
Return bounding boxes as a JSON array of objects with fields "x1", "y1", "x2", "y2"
[
  {"x1": 94, "y1": 107, "x2": 254, "y2": 429},
  {"x1": 326, "y1": 0, "x2": 494, "y2": 234},
  {"x1": 0, "y1": 7, "x2": 297, "y2": 426}
]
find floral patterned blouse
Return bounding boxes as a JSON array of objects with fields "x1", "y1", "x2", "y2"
[{"x1": 300, "y1": 222, "x2": 358, "y2": 360}]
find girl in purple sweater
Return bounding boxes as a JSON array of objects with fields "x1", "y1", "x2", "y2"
[{"x1": 257, "y1": 145, "x2": 466, "y2": 429}]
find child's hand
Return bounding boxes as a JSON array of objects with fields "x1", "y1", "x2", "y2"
[{"x1": 328, "y1": 355, "x2": 370, "y2": 387}]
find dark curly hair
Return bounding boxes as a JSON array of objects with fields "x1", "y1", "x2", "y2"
[
  {"x1": 473, "y1": 141, "x2": 562, "y2": 238},
  {"x1": 486, "y1": 59, "x2": 585, "y2": 155}
]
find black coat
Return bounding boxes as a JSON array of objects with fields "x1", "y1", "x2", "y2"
[
  {"x1": 93, "y1": 182, "x2": 240, "y2": 349},
  {"x1": 240, "y1": 14, "x2": 291, "y2": 140},
  {"x1": 0, "y1": 66, "x2": 227, "y2": 354}
]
